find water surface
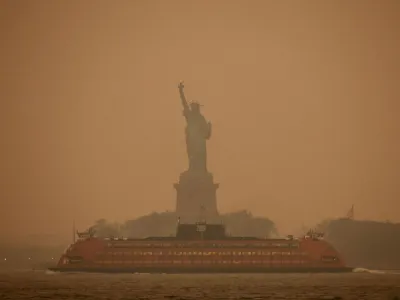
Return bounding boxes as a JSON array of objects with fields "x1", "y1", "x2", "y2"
[{"x1": 0, "y1": 269, "x2": 399, "y2": 299}]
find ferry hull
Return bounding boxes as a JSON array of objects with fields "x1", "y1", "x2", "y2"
[{"x1": 49, "y1": 266, "x2": 353, "y2": 274}]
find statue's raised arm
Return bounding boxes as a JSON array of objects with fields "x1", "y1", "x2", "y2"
[{"x1": 178, "y1": 81, "x2": 189, "y2": 112}]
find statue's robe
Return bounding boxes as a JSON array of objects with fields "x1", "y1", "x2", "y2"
[{"x1": 183, "y1": 108, "x2": 210, "y2": 171}]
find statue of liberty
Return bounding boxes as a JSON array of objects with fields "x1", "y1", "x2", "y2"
[{"x1": 178, "y1": 81, "x2": 212, "y2": 172}]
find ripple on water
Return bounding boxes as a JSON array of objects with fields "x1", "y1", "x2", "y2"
[{"x1": 0, "y1": 271, "x2": 399, "y2": 300}]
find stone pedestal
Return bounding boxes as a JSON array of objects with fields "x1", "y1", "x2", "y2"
[{"x1": 174, "y1": 170, "x2": 219, "y2": 223}]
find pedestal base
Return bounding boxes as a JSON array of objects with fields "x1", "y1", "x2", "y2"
[{"x1": 174, "y1": 170, "x2": 219, "y2": 223}]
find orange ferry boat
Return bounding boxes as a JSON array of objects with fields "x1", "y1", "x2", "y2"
[{"x1": 49, "y1": 221, "x2": 351, "y2": 273}]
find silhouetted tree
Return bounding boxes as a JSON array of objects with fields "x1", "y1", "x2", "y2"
[
  {"x1": 92, "y1": 210, "x2": 277, "y2": 239},
  {"x1": 315, "y1": 219, "x2": 400, "y2": 269}
]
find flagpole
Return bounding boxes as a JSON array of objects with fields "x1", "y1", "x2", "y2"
[{"x1": 73, "y1": 219, "x2": 76, "y2": 243}]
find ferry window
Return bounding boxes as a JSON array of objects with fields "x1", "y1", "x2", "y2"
[
  {"x1": 321, "y1": 256, "x2": 337, "y2": 262},
  {"x1": 173, "y1": 260, "x2": 180, "y2": 264}
]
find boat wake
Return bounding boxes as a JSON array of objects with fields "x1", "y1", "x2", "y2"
[
  {"x1": 45, "y1": 270, "x2": 57, "y2": 275},
  {"x1": 352, "y1": 268, "x2": 400, "y2": 275}
]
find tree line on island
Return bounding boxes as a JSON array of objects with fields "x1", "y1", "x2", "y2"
[{"x1": 91, "y1": 210, "x2": 278, "y2": 239}]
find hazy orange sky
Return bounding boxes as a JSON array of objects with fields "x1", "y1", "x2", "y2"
[{"x1": 1, "y1": 0, "x2": 399, "y2": 242}]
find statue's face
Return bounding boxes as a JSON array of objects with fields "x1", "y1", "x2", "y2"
[{"x1": 190, "y1": 103, "x2": 200, "y2": 113}]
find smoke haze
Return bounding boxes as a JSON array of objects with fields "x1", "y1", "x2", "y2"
[{"x1": 1, "y1": 0, "x2": 399, "y2": 242}]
